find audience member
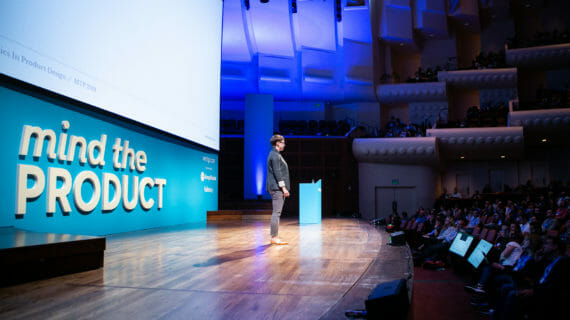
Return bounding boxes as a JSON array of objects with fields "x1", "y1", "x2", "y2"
[
  {"x1": 465, "y1": 233, "x2": 523, "y2": 295},
  {"x1": 497, "y1": 236, "x2": 569, "y2": 319},
  {"x1": 388, "y1": 183, "x2": 569, "y2": 318}
]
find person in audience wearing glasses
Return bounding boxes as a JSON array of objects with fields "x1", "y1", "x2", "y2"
[
  {"x1": 469, "y1": 234, "x2": 543, "y2": 315},
  {"x1": 488, "y1": 234, "x2": 545, "y2": 318},
  {"x1": 497, "y1": 235, "x2": 569, "y2": 320},
  {"x1": 465, "y1": 210, "x2": 481, "y2": 233},
  {"x1": 541, "y1": 209, "x2": 557, "y2": 233},
  {"x1": 507, "y1": 223, "x2": 522, "y2": 243},
  {"x1": 421, "y1": 217, "x2": 445, "y2": 240},
  {"x1": 465, "y1": 232, "x2": 523, "y2": 295},
  {"x1": 417, "y1": 218, "x2": 465, "y2": 262}
]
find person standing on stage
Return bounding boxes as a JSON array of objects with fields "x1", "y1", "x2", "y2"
[{"x1": 266, "y1": 134, "x2": 290, "y2": 245}]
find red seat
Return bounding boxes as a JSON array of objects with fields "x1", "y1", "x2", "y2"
[
  {"x1": 472, "y1": 226, "x2": 481, "y2": 237},
  {"x1": 479, "y1": 216, "x2": 487, "y2": 225},
  {"x1": 410, "y1": 220, "x2": 418, "y2": 231},
  {"x1": 416, "y1": 222, "x2": 424, "y2": 233},
  {"x1": 546, "y1": 229, "x2": 559, "y2": 237},
  {"x1": 479, "y1": 228, "x2": 489, "y2": 240},
  {"x1": 486, "y1": 229, "x2": 497, "y2": 243}
]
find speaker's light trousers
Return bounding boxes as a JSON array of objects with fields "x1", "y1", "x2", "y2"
[{"x1": 270, "y1": 190, "x2": 284, "y2": 237}]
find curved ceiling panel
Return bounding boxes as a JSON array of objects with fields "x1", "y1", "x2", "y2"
[
  {"x1": 414, "y1": 0, "x2": 448, "y2": 38},
  {"x1": 221, "y1": 0, "x2": 252, "y2": 62},
  {"x1": 220, "y1": 0, "x2": 376, "y2": 102},
  {"x1": 249, "y1": 0, "x2": 295, "y2": 57},
  {"x1": 343, "y1": 6, "x2": 373, "y2": 43},
  {"x1": 301, "y1": 48, "x2": 340, "y2": 100},
  {"x1": 380, "y1": 0, "x2": 413, "y2": 44},
  {"x1": 294, "y1": 0, "x2": 336, "y2": 51}
]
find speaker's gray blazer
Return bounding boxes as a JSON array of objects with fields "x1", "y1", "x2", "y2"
[{"x1": 266, "y1": 148, "x2": 290, "y2": 192}]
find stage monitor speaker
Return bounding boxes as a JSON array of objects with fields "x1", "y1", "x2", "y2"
[
  {"x1": 365, "y1": 278, "x2": 409, "y2": 320},
  {"x1": 389, "y1": 231, "x2": 406, "y2": 246}
]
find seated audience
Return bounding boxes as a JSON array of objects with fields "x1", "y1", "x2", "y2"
[
  {"x1": 495, "y1": 236, "x2": 570, "y2": 320},
  {"x1": 416, "y1": 219, "x2": 465, "y2": 262},
  {"x1": 465, "y1": 233, "x2": 523, "y2": 294},
  {"x1": 394, "y1": 183, "x2": 569, "y2": 318}
]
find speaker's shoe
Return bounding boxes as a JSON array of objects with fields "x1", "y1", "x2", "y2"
[{"x1": 271, "y1": 239, "x2": 288, "y2": 245}]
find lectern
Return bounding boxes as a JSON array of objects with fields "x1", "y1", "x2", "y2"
[{"x1": 299, "y1": 179, "x2": 322, "y2": 224}]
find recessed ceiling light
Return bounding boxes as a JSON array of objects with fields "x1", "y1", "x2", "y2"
[
  {"x1": 541, "y1": 138, "x2": 548, "y2": 143},
  {"x1": 460, "y1": 155, "x2": 465, "y2": 159},
  {"x1": 500, "y1": 155, "x2": 506, "y2": 159}
]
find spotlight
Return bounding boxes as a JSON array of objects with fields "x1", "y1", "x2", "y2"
[
  {"x1": 541, "y1": 138, "x2": 548, "y2": 143},
  {"x1": 500, "y1": 155, "x2": 506, "y2": 159}
]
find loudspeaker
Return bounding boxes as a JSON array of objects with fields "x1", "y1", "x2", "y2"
[
  {"x1": 365, "y1": 279, "x2": 409, "y2": 320},
  {"x1": 389, "y1": 231, "x2": 406, "y2": 246}
]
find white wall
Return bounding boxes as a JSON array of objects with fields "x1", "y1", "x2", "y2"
[
  {"x1": 359, "y1": 147, "x2": 570, "y2": 220},
  {"x1": 358, "y1": 162, "x2": 438, "y2": 220}
]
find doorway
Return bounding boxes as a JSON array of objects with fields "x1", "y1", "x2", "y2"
[{"x1": 375, "y1": 186, "x2": 417, "y2": 219}]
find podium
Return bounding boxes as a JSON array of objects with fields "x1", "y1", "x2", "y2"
[{"x1": 299, "y1": 180, "x2": 322, "y2": 224}]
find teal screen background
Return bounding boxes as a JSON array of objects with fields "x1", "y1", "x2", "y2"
[{"x1": 0, "y1": 85, "x2": 218, "y2": 235}]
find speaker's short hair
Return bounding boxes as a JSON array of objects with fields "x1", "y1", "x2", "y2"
[{"x1": 270, "y1": 134, "x2": 284, "y2": 146}]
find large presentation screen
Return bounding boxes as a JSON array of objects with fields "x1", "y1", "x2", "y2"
[{"x1": 0, "y1": 0, "x2": 223, "y2": 150}]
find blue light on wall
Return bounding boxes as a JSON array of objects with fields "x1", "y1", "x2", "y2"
[
  {"x1": 244, "y1": 94, "x2": 273, "y2": 199},
  {"x1": 220, "y1": 1, "x2": 376, "y2": 102},
  {"x1": 256, "y1": 164, "x2": 265, "y2": 195}
]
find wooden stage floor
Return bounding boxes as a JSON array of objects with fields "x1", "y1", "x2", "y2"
[{"x1": 0, "y1": 218, "x2": 412, "y2": 319}]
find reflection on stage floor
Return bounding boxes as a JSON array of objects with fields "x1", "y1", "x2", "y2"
[{"x1": 0, "y1": 218, "x2": 412, "y2": 320}]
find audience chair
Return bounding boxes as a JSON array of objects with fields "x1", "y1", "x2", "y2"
[
  {"x1": 472, "y1": 226, "x2": 481, "y2": 237},
  {"x1": 479, "y1": 228, "x2": 489, "y2": 240},
  {"x1": 546, "y1": 229, "x2": 560, "y2": 237},
  {"x1": 485, "y1": 229, "x2": 497, "y2": 243},
  {"x1": 410, "y1": 220, "x2": 418, "y2": 231},
  {"x1": 416, "y1": 223, "x2": 424, "y2": 233}
]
